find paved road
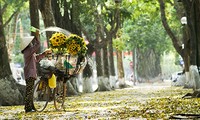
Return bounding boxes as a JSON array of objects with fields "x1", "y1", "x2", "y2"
[{"x1": 1, "y1": 80, "x2": 185, "y2": 120}]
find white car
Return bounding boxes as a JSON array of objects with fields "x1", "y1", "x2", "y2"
[{"x1": 170, "y1": 71, "x2": 184, "y2": 82}]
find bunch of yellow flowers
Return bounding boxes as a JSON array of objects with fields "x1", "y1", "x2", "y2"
[
  {"x1": 49, "y1": 32, "x2": 87, "y2": 56},
  {"x1": 49, "y1": 32, "x2": 67, "y2": 48},
  {"x1": 65, "y1": 34, "x2": 87, "y2": 56}
]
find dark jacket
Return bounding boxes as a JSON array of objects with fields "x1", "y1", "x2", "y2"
[{"x1": 23, "y1": 37, "x2": 46, "y2": 80}]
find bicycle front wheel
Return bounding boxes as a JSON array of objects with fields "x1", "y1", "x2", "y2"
[
  {"x1": 53, "y1": 80, "x2": 66, "y2": 111},
  {"x1": 33, "y1": 79, "x2": 50, "y2": 112}
]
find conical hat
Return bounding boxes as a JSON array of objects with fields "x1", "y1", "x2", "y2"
[{"x1": 20, "y1": 36, "x2": 34, "y2": 51}]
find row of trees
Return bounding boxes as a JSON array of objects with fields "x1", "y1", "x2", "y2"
[
  {"x1": 1, "y1": 0, "x2": 199, "y2": 105},
  {"x1": 159, "y1": 0, "x2": 200, "y2": 91}
]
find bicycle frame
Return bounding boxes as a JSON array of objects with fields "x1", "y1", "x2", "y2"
[{"x1": 33, "y1": 54, "x2": 87, "y2": 112}]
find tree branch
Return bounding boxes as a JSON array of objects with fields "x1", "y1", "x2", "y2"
[
  {"x1": 158, "y1": 0, "x2": 182, "y2": 56},
  {"x1": 3, "y1": 8, "x2": 20, "y2": 28},
  {"x1": 0, "y1": 3, "x2": 8, "y2": 15},
  {"x1": 2, "y1": 1, "x2": 24, "y2": 28}
]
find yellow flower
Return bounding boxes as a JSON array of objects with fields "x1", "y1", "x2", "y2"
[
  {"x1": 49, "y1": 32, "x2": 87, "y2": 55},
  {"x1": 50, "y1": 32, "x2": 67, "y2": 47},
  {"x1": 49, "y1": 32, "x2": 68, "y2": 54},
  {"x1": 65, "y1": 34, "x2": 87, "y2": 56}
]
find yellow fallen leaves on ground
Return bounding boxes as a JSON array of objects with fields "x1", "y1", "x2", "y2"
[{"x1": 0, "y1": 82, "x2": 198, "y2": 120}]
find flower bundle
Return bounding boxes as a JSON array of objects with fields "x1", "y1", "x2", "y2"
[
  {"x1": 50, "y1": 32, "x2": 67, "y2": 48},
  {"x1": 49, "y1": 32, "x2": 87, "y2": 56},
  {"x1": 49, "y1": 32, "x2": 67, "y2": 53},
  {"x1": 65, "y1": 34, "x2": 87, "y2": 56}
]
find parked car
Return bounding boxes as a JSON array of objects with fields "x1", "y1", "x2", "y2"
[{"x1": 170, "y1": 71, "x2": 184, "y2": 82}]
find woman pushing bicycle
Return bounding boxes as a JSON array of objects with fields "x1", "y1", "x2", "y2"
[{"x1": 21, "y1": 30, "x2": 52, "y2": 113}]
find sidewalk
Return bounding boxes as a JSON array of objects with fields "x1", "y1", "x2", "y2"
[{"x1": 0, "y1": 80, "x2": 193, "y2": 120}]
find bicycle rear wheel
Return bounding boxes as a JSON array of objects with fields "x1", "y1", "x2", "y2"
[
  {"x1": 53, "y1": 80, "x2": 66, "y2": 111},
  {"x1": 33, "y1": 79, "x2": 50, "y2": 112}
]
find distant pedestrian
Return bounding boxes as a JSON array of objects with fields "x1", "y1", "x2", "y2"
[
  {"x1": 129, "y1": 61, "x2": 136, "y2": 85},
  {"x1": 130, "y1": 61, "x2": 133, "y2": 71},
  {"x1": 179, "y1": 59, "x2": 184, "y2": 68}
]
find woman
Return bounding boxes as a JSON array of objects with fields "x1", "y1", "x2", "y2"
[{"x1": 21, "y1": 30, "x2": 51, "y2": 113}]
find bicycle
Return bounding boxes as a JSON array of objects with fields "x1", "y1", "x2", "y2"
[
  {"x1": 33, "y1": 54, "x2": 87, "y2": 112},
  {"x1": 33, "y1": 66, "x2": 66, "y2": 112}
]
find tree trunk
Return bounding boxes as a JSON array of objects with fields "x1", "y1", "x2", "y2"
[
  {"x1": 104, "y1": 1, "x2": 121, "y2": 89},
  {"x1": 0, "y1": 77, "x2": 25, "y2": 106},
  {"x1": 66, "y1": 79, "x2": 78, "y2": 96},
  {"x1": 181, "y1": 1, "x2": 196, "y2": 66},
  {"x1": 132, "y1": 48, "x2": 138, "y2": 84},
  {"x1": 82, "y1": 59, "x2": 94, "y2": 93},
  {"x1": 82, "y1": 44, "x2": 95, "y2": 92},
  {"x1": 0, "y1": 6, "x2": 25, "y2": 105},
  {"x1": 174, "y1": 1, "x2": 190, "y2": 85},
  {"x1": 39, "y1": 0, "x2": 55, "y2": 45},
  {"x1": 116, "y1": 50, "x2": 125, "y2": 88},
  {"x1": 102, "y1": 45, "x2": 112, "y2": 90},
  {"x1": 95, "y1": 43, "x2": 111, "y2": 91},
  {"x1": 103, "y1": 46, "x2": 109, "y2": 78},
  {"x1": 82, "y1": 76, "x2": 93, "y2": 93},
  {"x1": 0, "y1": 17, "x2": 12, "y2": 78},
  {"x1": 137, "y1": 49, "x2": 161, "y2": 82},
  {"x1": 96, "y1": 48, "x2": 104, "y2": 91},
  {"x1": 183, "y1": 25, "x2": 190, "y2": 87},
  {"x1": 194, "y1": 1, "x2": 200, "y2": 90},
  {"x1": 29, "y1": 0, "x2": 39, "y2": 36},
  {"x1": 108, "y1": 37, "x2": 117, "y2": 89},
  {"x1": 181, "y1": 0, "x2": 200, "y2": 89},
  {"x1": 52, "y1": 0, "x2": 81, "y2": 35},
  {"x1": 51, "y1": 0, "x2": 63, "y2": 27},
  {"x1": 196, "y1": 3, "x2": 200, "y2": 69}
]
